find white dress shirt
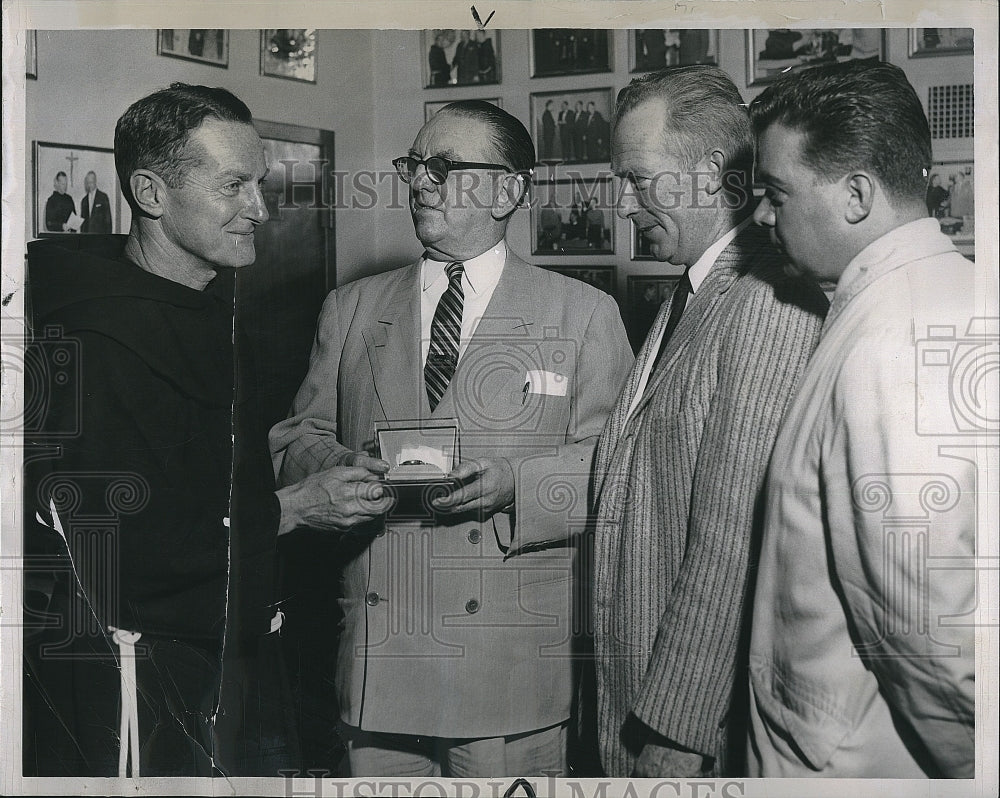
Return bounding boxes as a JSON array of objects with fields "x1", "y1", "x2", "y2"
[
  {"x1": 626, "y1": 217, "x2": 752, "y2": 422},
  {"x1": 419, "y1": 240, "x2": 507, "y2": 367}
]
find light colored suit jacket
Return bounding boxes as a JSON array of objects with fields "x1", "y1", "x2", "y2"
[
  {"x1": 748, "y1": 218, "x2": 980, "y2": 777},
  {"x1": 271, "y1": 250, "x2": 633, "y2": 737},
  {"x1": 591, "y1": 224, "x2": 828, "y2": 775}
]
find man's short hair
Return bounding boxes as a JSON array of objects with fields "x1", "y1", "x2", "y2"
[
  {"x1": 748, "y1": 60, "x2": 931, "y2": 204},
  {"x1": 55, "y1": 171, "x2": 67, "y2": 180},
  {"x1": 115, "y1": 82, "x2": 254, "y2": 211},
  {"x1": 436, "y1": 100, "x2": 536, "y2": 176},
  {"x1": 614, "y1": 65, "x2": 755, "y2": 181}
]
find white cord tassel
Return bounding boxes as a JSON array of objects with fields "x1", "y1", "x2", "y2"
[{"x1": 110, "y1": 627, "x2": 143, "y2": 778}]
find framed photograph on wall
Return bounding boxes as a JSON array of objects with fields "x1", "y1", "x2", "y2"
[
  {"x1": 33, "y1": 141, "x2": 130, "y2": 238},
  {"x1": 631, "y1": 226, "x2": 657, "y2": 261},
  {"x1": 157, "y1": 29, "x2": 229, "y2": 67},
  {"x1": 543, "y1": 265, "x2": 617, "y2": 297},
  {"x1": 909, "y1": 28, "x2": 974, "y2": 58},
  {"x1": 422, "y1": 30, "x2": 501, "y2": 88},
  {"x1": 928, "y1": 160, "x2": 975, "y2": 259},
  {"x1": 530, "y1": 88, "x2": 614, "y2": 164},
  {"x1": 531, "y1": 29, "x2": 612, "y2": 78},
  {"x1": 261, "y1": 29, "x2": 317, "y2": 83},
  {"x1": 629, "y1": 29, "x2": 719, "y2": 72},
  {"x1": 627, "y1": 275, "x2": 680, "y2": 351},
  {"x1": 424, "y1": 97, "x2": 502, "y2": 121},
  {"x1": 26, "y1": 30, "x2": 37, "y2": 79},
  {"x1": 532, "y1": 176, "x2": 615, "y2": 256},
  {"x1": 746, "y1": 29, "x2": 884, "y2": 85}
]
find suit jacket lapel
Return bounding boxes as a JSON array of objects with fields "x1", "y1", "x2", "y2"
[{"x1": 364, "y1": 264, "x2": 425, "y2": 422}]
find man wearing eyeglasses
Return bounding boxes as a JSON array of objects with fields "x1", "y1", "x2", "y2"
[{"x1": 270, "y1": 100, "x2": 632, "y2": 777}]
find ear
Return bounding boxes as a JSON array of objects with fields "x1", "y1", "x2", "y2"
[
  {"x1": 845, "y1": 172, "x2": 875, "y2": 224},
  {"x1": 129, "y1": 169, "x2": 167, "y2": 219},
  {"x1": 492, "y1": 172, "x2": 528, "y2": 220},
  {"x1": 701, "y1": 149, "x2": 726, "y2": 196}
]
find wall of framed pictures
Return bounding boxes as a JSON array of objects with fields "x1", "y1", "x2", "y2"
[
  {"x1": 24, "y1": 27, "x2": 976, "y2": 289},
  {"x1": 367, "y1": 26, "x2": 975, "y2": 324}
]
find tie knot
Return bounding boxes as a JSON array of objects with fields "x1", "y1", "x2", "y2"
[{"x1": 446, "y1": 261, "x2": 465, "y2": 283}]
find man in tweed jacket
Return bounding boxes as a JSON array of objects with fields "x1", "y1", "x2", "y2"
[{"x1": 590, "y1": 67, "x2": 828, "y2": 777}]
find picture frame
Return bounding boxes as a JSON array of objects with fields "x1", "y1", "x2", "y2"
[
  {"x1": 627, "y1": 275, "x2": 681, "y2": 351},
  {"x1": 424, "y1": 97, "x2": 502, "y2": 122},
  {"x1": 157, "y1": 29, "x2": 229, "y2": 68},
  {"x1": 32, "y1": 141, "x2": 130, "y2": 238},
  {"x1": 26, "y1": 30, "x2": 37, "y2": 79},
  {"x1": 261, "y1": 29, "x2": 317, "y2": 83},
  {"x1": 531, "y1": 176, "x2": 615, "y2": 256},
  {"x1": 530, "y1": 88, "x2": 614, "y2": 165},
  {"x1": 746, "y1": 29, "x2": 884, "y2": 86},
  {"x1": 422, "y1": 30, "x2": 501, "y2": 88},
  {"x1": 542, "y1": 265, "x2": 617, "y2": 298},
  {"x1": 629, "y1": 29, "x2": 720, "y2": 72},
  {"x1": 631, "y1": 226, "x2": 657, "y2": 261},
  {"x1": 927, "y1": 160, "x2": 975, "y2": 259},
  {"x1": 531, "y1": 29, "x2": 612, "y2": 78},
  {"x1": 909, "y1": 28, "x2": 974, "y2": 58}
]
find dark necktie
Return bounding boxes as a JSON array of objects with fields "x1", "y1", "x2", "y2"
[
  {"x1": 424, "y1": 261, "x2": 465, "y2": 412},
  {"x1": 652, "y1": 271, "x2": 692, "y2": 371}
]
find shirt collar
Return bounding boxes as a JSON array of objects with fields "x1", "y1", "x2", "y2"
[
  {"x1": 686, "y1": 216, "x2": 752, "y2": 293},
  {"x1": 421, "y1": 240, "x2": 507, "y2": 296},
  {"x1": 825, "y1": 217, "x2": 956, "y2": 326}
]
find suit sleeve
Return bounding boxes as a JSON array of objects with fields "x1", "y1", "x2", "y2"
[
  {"x1": 827, "y1": 330, "x2": 976, "y2": 776},
  {"x1": 269, "y1": 289, "x2": 353, "y2": 486},
  {"x1": 633, "y1": 279, "x2": 825, "y2": 756},
  {"x1": 509, "y1": 290, "x2": 633, "y2": 551}
]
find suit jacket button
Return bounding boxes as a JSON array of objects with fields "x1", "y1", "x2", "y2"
[
  {"x1": 366, "y1": 592, "x2": 381, "y2": 607},
  {"x1": 468, "y1": 529, "x2": 482, "y2": 544},
  {"x1": 465, "y1": 599, "x2": 480, "y2": 614}
]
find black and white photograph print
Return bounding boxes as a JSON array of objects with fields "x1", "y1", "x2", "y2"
[
  {"x1": 629, "y1": 29, "x2": 719, "y2": 72},
  {"x1": 530, "y1": 88, "x2": 614, "y2": 164},
  {"x1": 627, "y1": 274, "x2": 681, "y2": 351},
  {"x1": 531, "y1": 29, "x2": 612, "y2": 77},
  {"x1": 532, "y1": 176, "x2": 615, "y2": 256},
  {"x1": 157, "y1": 29, "x2": 229, "y2": 67},
  {"x1": 261, "y1": 29, "x2": 317, "y2": 82},
  {"x1": 32, "y1": 141, "x2": 128, "y2": 237},
  {"x1": 424, "y1": 97, "x2": 502, "y2": 122},
  {"x1": 422, "y1": 29, "x2": 500, "y2": 88},
  {"x1": 909, "y1": 27, "x2": 974, "y2": 57},
  {"x1": 747, "y1": 28, "x2": 884, "y2": 85},
  {"x1": 928, "y1": 160, "x2": 975, "y2": 259},
  {"x1": 543, "y1": 265, "x2": 617, "y2": 297},
  {"x1": 631, "y1": 225, "x2": 657, "y2": 261}
]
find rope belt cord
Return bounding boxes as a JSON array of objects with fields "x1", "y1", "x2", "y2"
[{"x1": 109, "y1": 627, "x2": 143, "y2": 778}]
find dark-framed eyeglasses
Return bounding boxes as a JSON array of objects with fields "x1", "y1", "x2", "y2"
[{"x1": 392, "y1": 155, "x2": 513, "y2": 185}]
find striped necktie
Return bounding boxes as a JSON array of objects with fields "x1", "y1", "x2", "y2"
[{"x1": 424, "y1": 261, "x2": 465, "y2": 412}]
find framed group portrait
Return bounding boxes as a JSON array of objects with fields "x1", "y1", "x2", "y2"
[
  {"x1": 531, "y1": 29, "x2": 612, "y2": 78},
  {"x1": 422, "y1": 29, "x2": 501, "y2": 88},
  {"x1": 909, "y1": 28, "x2": 974, "y2": 57},
  {"x1": 530, "y1": 88, "x2": 614, "y2": 164},
  {"x1": 261, "y1": 29, "x2": 317, "y2": 83},
  {"x1": 629, "y1": 29, "x2": 720, "y2": 72},
  {"x1": 157, "y1": 29, "x2": 229, "y2": 67},
  {"x1": 32, "y1": 141, "x2": 130, "y2": 238},
  {"x1": 746, "y1": 28, "x2": 884, "y2": 85},
  {"x1": 532, "y1": 176, "x2": 615, "y2": 256}
]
